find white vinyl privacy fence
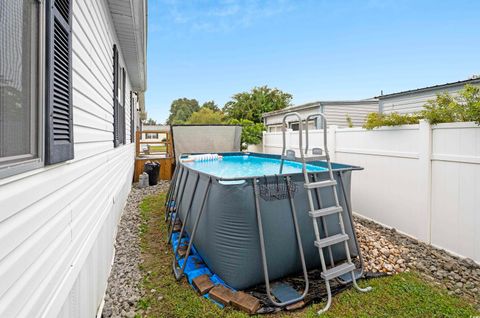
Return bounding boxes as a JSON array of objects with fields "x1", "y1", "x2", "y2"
[{"x1": 262, "y1": 120, "x2": 480, "y2": 263}]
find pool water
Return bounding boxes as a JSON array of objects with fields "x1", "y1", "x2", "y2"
[{"x1": 183, "y1": 155, "x2": 326, "y2": 179}]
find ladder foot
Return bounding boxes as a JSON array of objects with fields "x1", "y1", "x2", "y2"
[
  {"x1": 317, "y1": 280, "x2": 332, "y2": 315},
  {"x1": 352, "y1": 274, "x2": 372, "y2": 293}
]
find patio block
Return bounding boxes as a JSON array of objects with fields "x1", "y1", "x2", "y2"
[
  {"x1": 231, "y1": 291, "x2": 261, "y2": 314},
  {"x1": 192, "y1": 274, "x2": 215, "y2": 295},
  {"x1": 209, "y1": 285, "x2": 234, "y2": 306}
]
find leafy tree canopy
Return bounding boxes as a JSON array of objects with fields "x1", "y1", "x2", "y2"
[
  {"x1": 186, "y1": 108, "x2": 225, "y2": 124},
  {"x1": 144, "y1": 118, "x2": 157, "y2": 125},
  {"x1": 223, "y1": 86, "x2": 292, "y2": 123},
  {"x1": 228, "y1": 118, "x2": 265, "y2": 149},
  {"x1": 201, "y1": 101, "x2": 220, "y2": 112},
  {"x1": 167, "y1": 98, "x2": 200, "y2": 124}
]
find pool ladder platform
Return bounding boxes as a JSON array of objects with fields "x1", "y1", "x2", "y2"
[{"x1": 278, "y1": 112, "x2": 372, "y2": 315}]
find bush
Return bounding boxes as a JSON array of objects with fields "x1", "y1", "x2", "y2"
[
  {"x1": 363, "y1": 84, "x2": 480, "y2": 129},
  {"x1": 363, "y1": 112, "x2": 422, "y2": 130},
  {"x1": 228, "y1": 118, "x2": 265, "y2": 150}
]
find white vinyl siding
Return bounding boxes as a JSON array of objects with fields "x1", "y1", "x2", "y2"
[
  {"x1": 322, "y1": 103, "x2": 378, "y2": 127},
  {"x1": 380, "y1": 83, "x2": 480, "y2": 115},
  {"x1": 264, "y1": 101, "x2": 379, "y2": 128},
  {"x1": 0, "y1": 0, "x2": 136, "y2": 317}
]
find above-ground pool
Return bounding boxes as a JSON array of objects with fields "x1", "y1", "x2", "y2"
[{"x1": 171, "y1": 152, "x2": 362, "y2": 290}]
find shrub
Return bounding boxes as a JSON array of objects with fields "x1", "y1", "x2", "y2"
[
  {"x1": 228, "y1": 118, "x2": 265, "y2": 149},
  {"x1": 363, "y1": 84, "x2": 480, "y2": 129},
  {"x1": 363, "y1": 112, "x2": 422, "y2": 130}
]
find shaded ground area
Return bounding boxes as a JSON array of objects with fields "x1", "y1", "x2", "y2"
[{"x1": 103, "y1": 186, "x2": 479, "y2": 317}]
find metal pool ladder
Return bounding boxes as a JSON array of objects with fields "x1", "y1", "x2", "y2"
[{"x1": 279, "y1": 112, "x2": 372, "y2": 315}]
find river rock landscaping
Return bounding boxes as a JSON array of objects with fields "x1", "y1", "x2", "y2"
[{"x1": 355, "y1": 216, "x2": 480, "y2": 308}]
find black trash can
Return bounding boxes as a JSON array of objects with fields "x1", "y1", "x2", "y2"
[{"x1": 144, "y1": 162, "x2": 160, "y2": 186}]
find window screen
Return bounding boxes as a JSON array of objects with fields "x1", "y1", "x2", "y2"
[{"x1": 0, "y1": 0, "x2": 39, "y2": 166}]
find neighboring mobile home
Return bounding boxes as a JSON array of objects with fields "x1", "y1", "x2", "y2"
[
  {"x1": 379, "y1": 77, "x2": 480, "y2": 114},
  {"x1": 0, "y1": 0, "x2": 146, "y2": 317},
  {"x1": 263, "y1": 99, "x2": 379, "y2": 131}
]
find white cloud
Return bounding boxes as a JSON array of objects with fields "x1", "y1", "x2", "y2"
[{"x1": 156, "y1": 0, "x2": 296, "y2": 33}]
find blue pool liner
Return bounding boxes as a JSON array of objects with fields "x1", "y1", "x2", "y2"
[{"x1": 171, "y1": 231, "x2": 236, "y2": 307}]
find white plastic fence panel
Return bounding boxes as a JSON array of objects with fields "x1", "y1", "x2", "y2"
[{"x1": 430, "y1": 122, "x2": 480, "y2": 262}]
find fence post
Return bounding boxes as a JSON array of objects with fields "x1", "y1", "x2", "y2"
[
  {"x1": 262, "y1": 131, "x2": 266, "y2": 153},
  {"x1": 418, "y1": 119, "x2": 433, "y2": 243},
  {"x1": 327, "y1": 125, "x2": 338, "y2": 161}
]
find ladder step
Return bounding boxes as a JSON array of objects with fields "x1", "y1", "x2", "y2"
[
  {"x1": 321, "y1": 262, "x2": 356, "y2": 280},
  {"x1": 304, "y1": 180, "x2": 337, "y2": 189},
  {"x1": 309, "y1": 206, "x2": 343, "y2": 218},
  {"x1": 303, "y1": 155, "x2": 327, "y2": 162},
  {"x1": 315, "y1": 234, "x2": 349, "y2": 248}
]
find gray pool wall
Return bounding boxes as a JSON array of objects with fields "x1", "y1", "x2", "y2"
[{"x1": 175, "y1": 152, "x2": 361, "y2": 290}]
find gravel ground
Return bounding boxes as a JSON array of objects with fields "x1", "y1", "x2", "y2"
[
  {"x1": 102, "y1": 181, "x2": 169, "y2": 318},
  {"x1": 101, "y1": 181, "x2": 479, "y2": 316},
  {"x1": 355, "y1": 216, "x2": 480, "y2": 308}
]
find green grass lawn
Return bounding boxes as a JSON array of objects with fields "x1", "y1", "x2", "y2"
[
  {"x1": 137, "y1": 193, "x2": 479, "y2": 318},
  {"x1": 149, "y1": 145, "x2": 167, "y2": 153}
]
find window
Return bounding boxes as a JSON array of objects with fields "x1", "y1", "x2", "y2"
[
  {"x1": 0, "y1": 1, "x2": 40, "y2": 172},
  {"x1": 145, "y1": 133, "x2": 158, "y2": 139},
  {"x1": 1, "y1": 0, "x2": 73, "y2": 179},
  {"x1": 289, "y1": 119, "x2": 317, "y2": 131},
  {"x1": 112, "y1": 45, "x2": 126, "y2": 146}
]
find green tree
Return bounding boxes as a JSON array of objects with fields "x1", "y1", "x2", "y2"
[
  {"x1": 144, "y1": 118, "x2": 157, "y2": 125},
  {"x1": 201, "y1": 100, "x2": 220, "y2": 112},
  {"x1": 186, "y1": 108, "x2": 225, "y2": 124},
  {"x1": 167, "y1": 98, "x2": 200, "y2": 124},
  {"x1": 223, "y1": 86, "x2": 292, "y2": 123},
  {"x1": 229, "y1": 119, "x2": 265, "y2": 149}
]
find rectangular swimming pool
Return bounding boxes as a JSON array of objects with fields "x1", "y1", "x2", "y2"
[
  {"x1": 182, "y1": 154, "x2": 326, "y2": 178},
  {"x1": 169, "y1": 152, "x2": 363, "y2": 290}
]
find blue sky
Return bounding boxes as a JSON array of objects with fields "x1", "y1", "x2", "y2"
[{"x1": 146, "y1": 0, "x2": 480, "y2": 123}]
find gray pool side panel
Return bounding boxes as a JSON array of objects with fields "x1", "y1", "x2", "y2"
[{"x1": 176, "y1": 155, "x2": 359, "y2": 290}]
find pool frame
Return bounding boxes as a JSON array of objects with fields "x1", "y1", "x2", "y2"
[{"x1": 166, "y1": 152, "x2": 366, "y2": 293}]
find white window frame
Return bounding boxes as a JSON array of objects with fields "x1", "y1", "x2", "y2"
[{"x1": 0, "y1": 1, "x2": 45, "y2": 180}]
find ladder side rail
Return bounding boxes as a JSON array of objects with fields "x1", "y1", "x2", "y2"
[
  {"x1": 312, "y1": 173, "x2": 335, "y2": 268},
  {"x1": 280, "y1": 112, "x2": 305, "y2": 174},
  {"x1": 285, "y1": 176, "x2": 310, "y2": 299}
]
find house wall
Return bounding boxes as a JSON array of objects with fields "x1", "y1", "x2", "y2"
[
  {"x1": 264, "y1": 101, "x2": 378, "y2": 128},
  {"x1": 0, "y1": 1, "x2": 137, "y2": 317},
  {"x1": 323, "y1": 103, "x2": 378, "y2": 127},
  {"x1": 380, "y1": 83, "x2": 480, "y2": 114},
  {"x1": 262, "y1": 121, "x2": 480, "y2": 263}
]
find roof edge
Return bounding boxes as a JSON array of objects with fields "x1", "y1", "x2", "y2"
[{"x1": 377, "y1": 78, "x2": 480, "y2": 99}]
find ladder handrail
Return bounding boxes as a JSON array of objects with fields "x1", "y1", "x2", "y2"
[
  {"x1": 304, "y1": 113, "x2": 328, "y2": 156},
  {"x1": 281, "y1": 112, "x2": 305, "y2": 160}
]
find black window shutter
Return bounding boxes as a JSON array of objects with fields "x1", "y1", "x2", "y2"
[
  {"x1": 113, "y1": 45, "x2": 119, "y2": 147},
  {"x1": 121, "y1": 68, "x2": 126, "y2": 144},
  {"x1": 45, "y1": 0, "x2": 73, "y2": 164},
  {"x1": 130, "y1": 91, "x2": 135, "y2": 143}
]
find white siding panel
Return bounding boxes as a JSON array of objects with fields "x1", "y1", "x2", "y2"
[
  {"x1": 381, "y1": 84, "x2": 480, "y2": 114},
  {"x1": 323, "y1": 103, "x2": 378, "y2": 127},
  {"x1": 265, "y1": 102, "x2": 379, "y2": 128},
  {"x1": 0, "y1": 0, "x2": 139, "y2": 316}
]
